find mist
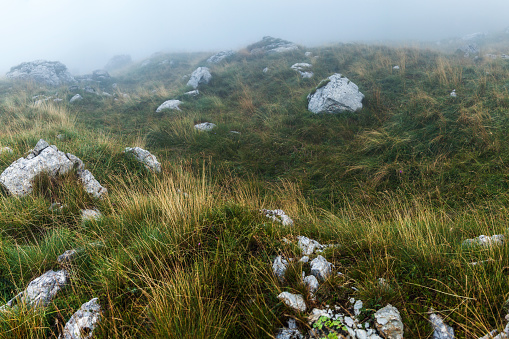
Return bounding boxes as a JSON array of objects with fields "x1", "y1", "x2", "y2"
[{"x1": 1, "y1": 0, "x2": 508, "y2": 75}]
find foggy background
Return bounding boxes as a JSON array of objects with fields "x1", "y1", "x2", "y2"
[{"x1": 1, "y1": 0, "x2": 508, "y2": 75}]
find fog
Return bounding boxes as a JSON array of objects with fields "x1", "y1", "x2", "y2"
[{"x1": 1, "y1": 0, "x2": 508, "y2": 75}]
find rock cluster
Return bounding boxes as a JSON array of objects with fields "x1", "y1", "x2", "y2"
[
  {"x1": 6, "y1": 60, "x2": 76, "y2": 87},
  {"x1": 261, "y1": 209, "x2": 294, "y2": 226},
  {"x1": 291, "y1": 63, "x2": 313, "y2": 78},
  {"x1": 207, "y1": 50, "x2": 235, "y2": 64},
  {"x1": 187, "y1": 67, "x2": 212, "y2": 89},
  {"x1": 308, "y1": 74, "x2": 364, "y2": 114},
  {"x1": 0, "y1": 139, "x2": 107, "y2": 199},
  {"x1": 124, "y1": 147, "x2": 162, "y2": 172}
]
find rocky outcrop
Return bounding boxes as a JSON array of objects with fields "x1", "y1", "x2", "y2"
[
  {"x1": 6, "y1": 60, "x2": 76, "y2": 87},
  {"x1": 207, "y1": 50, "x2": 235, "y2": 64},
  {"x1": 59, "y1": 298, "x2": 102, "y2": 339},
  {"x1": 124, "y1": 147, "x2": 161, "y2": 172},
  {"x1": 261, "y1": 209, "x2": 294, "y2": 226},
  {"x1": 291, "y1": 63, "x2": 313, "y2": 78},
  {"x1": 194, "y1": 122, "x2": 216, "y2": 132},
  {"x1": 374, "y1": 304, "x2": 404, "y2": 339},
  {"x1": 277, "y1": 292, "x2": 306, "y2": 312},
  {"x1": 248, "y1": 36, "x2": 298, "y2": 54},
  {"x1": 187, "y1": 67, "x2": 212, "y2": 89},
  {"x1": 104, "y1": 55, "x2": 132, "y2": 71},
  {"x1": 0, "y1": 270, "x2": 68, "y2": 311},
  {"x1": 308, "y1": 74, "x2": 364, "y2": 114},
  {"x1": 156, "y1": 100, "x2": 182, "y2": 112}
]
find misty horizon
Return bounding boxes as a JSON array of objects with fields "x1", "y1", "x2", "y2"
[{"x1": 1, "y1": 0, "x2": 509, "y2": 75}]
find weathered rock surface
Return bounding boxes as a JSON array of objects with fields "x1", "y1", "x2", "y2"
[
  {"x1": 207, "y1": 50, "x2": 235, "y2": 64},
  {"x1": 261, "y1": 209, "x2": 294, "y2": 226},
  {"x1": 104, "y1": 55, "x2": 132, "y2": 71},
  {"x1": 82, "y1": 209, "x2": 102, "y2": 223},
  {"x1": 275, "y1": 319, "x2": 304, "y2": 339},
  {"x1": 194, "y1": 122, "x2": 216, "y2": 132},
  {"x1": 6, "y1": 60, "x2": 75, "y2": 86},
  {"x1": 248, "y1": 36, "x2": 298, "y2": 54},
  {"x1": 308, "y1": 74, "x2": 364, "y2": 114},
  {"x1": 310, "y1": 255, "x2": 332, "y2": 281},
  {"x1": 70, "y1": 94, "x2": 83, "y2": 103},
  {"x1": 0, "y1": 139, "x2": 74, "y2": 196},
  {"x1": 59, "y1": 298, "x2": 101, "y2": 339},
  {"x1": 273, "y1": 255, "x2": 288, "y2": 281},
  {"x1": 1, "y1": 270, "x2": 68, "y2": 311},
  {"x1": 277, "y1": 292, "x2": 306, "y2": 312},
  {"x1": 374, "y1": 304, "x2": 404, "y2": 339},
  {"x1": 303, "y1": 275, "x2": 319, "y2": 294},
  {"x1": 57, "y1": 250, "x2": 78, "y2": 265},
  {"x1": 462, "y1": 234, "x2": 504, "y2": 247},
  {"x1": 459, "y1": 43, "x2": 479, "y2": 57},
  {"x1": 187, "y1": 67, "x2": 212, "y2": 89},
  {"x1": 429, "y1": 311, "x2": 454, "y2": 339},
  {"x1": 291, "y1": 63, "x2": 313, "y2": 78},
  {"x1": 156, "y1": 99, "x2": 182, "y2": 112},
  {"x1": 124, "y1": 147, "x2": 161, "y2": 172},
  {"x1": 297, "y1": 236, "x2": 323, "y2": 255},
  {"x1": 184, "y1": 90, "x2": 199, "y2": 96},
  {"x1": 77, "y1": 170, "x2": 108, "y2": 199}
]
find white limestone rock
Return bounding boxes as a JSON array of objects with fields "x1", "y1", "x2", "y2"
[
  {"x1": 184, "y1": 90, "x2": 199, "y2": 96},
  {"x1": 0, "y1": 139, "x2": 74, "y2": 196},
  {"x1": 57, "y1": 250, "x2": 78, "y2": 265},
  {"x1": 450, "y1": 90, "x2": 457, "y2": 97},
  {"x1": 291, "y1": 63, "x2": 313, "y2": 78},
  {"x1": 81, "y1": 209, "x2": 102, "y2": 223},
  {"x1": 261, "y1": 209, "x2": 294, "y2": 226},
  {"x1": 310, "y1": 255, "x2": 332, "y2": 281},
  {"x1": 1, "y1": 270, "x2": 68, "y2": 310},
  {"x1": 187, "y1": 67, "x2": 212, "y2": 89},
  {"x1": 273, "y1": 255, "x2": 288, "y2": 281},
  {"x1": 70, "y1": 94, "x2": 83, "y2": 103},
  {"x1": 156, "y1": 99, "x2": 182, "y2": 112},
  {"x1": 194, "y1": 122, "x2": 217, "y2": 132},
  {"x1": 6, "y1": 60, "x2": 76, "y2": 86},
  {"x1": 249, "y1": 36, "x2": 298, "y2": 55},
  {"x1": 59, "y1": 298, "x2": 102, "y2": 339},
  {"x1": 374, "y1": 304, "x2": 404, "y2": 339},
  {"x1": 275, "y1": 319, "x2": 303, "y2": 339},
  {"x1": 303, "y1": 275, "x2": 319, "y2": 294},
  {"x1": 206, "y1": 50, "x2": 235, "y2": 64},
  {"x1": 429, "y1": 311, "x2": 455, "y2": 339},
  {"x1": 297, "y1": 236, "x2": 323, "y2": 255},
  {"x1": 277, "y1": 292, "x2": 306, "y2": 312},
  {"x1": 462, "y1": 234, "x2": 504, "y2": 247},
  {"x1": 77, "y1": 170, "x2": 108, "y2": 199},
  {"x1": 307, "y1": 74, "x2": 364, "y2": 114},
  {"x1": 124, "y1": 147, "x2": 161, "y2": 172}
]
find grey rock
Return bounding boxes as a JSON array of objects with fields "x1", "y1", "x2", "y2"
[
  {"x1": 303, "y1": 275, "x2": 319, "y2": 294},
  {"x1": 297, "y1": 236, "x2": 323, "y2": 255},
  {"x1": 1, "y1": 270, "x2": 68, "y2": 310},
  {"x1": 59, "y1": 298, "x2": 101, "y2": 339},
  {"x1": 393, "y1": 65, "x2": 400, "y2": 70},
  {"x1": 81, "y1": 209, "x2": 102, "y2": 222},
  {"x1": 6, "y1": 60, "x2": 75, "y2": 86},
  {"x1": 308, "y1": 74, "x2": 364, "y2": 114},
  {"x1": 124, "y1": 147, "x2": 161, "y2": 172},
  {"x1": 206, "y1": 50, "x2": 235, "y2": 64},
  {"x1": 354, "y1": 300, "x2": 363, "y2": 317},
  {"x1": 462, "y1": 234, "x2": 504, "y2": 247},
  {"x1": 70, "y1": 94, "x2": 83, "y2": 103},
  {"x1": 248, "y1": 36, "x2": 298, "y2": 55},
  {"x1": 92, "y1": 69, "x2": 110, "y2": 81},
  {"x1": 277, "y1": 292, "x2": 306, "y2": 312},
  {"x1": 374, "y1": 304, "x2": 404, "y2": 339},
  {"x1": 263, "y1": 67, "x2": 269, "y2": 73},
  {"x1": 273, "y1": 255, "x2": 288, "y2": 281},
  {"x1": 0, "y1": 147, "x2": 13, "y2": 154},
  {"x1": 84, "y1": 86, "x2": 95, "y2": 94},
  {"x1": 299, "y1": 256, "x2": 309, "y2": 263},
  {"x1": 459, "y1": 43, "x2": 479, "y2": 57},
  {"x1": 291, "y1": 63, "x2": 313, "y2": 78},
  {"x1": 104, "y1": 55, "x2": 132, "y2": 71},
  {"x1": 261, "y1": 209, "x2": 294, "y2": 226},
  {"x1": 57, "y1": 250, "x2": 78, "y2": 265},
  {"x1": 156, "y1": 100, "x2": 182, "y2": 112},
  {"x1": 194, "y1": 122, "x2": 217, "y2": 132},
  {"x1": 275, "y1": 319, "x2": 303, "y2": 339},
  {"x1": 187, "y1": 67, "x2": 212, "y2": 89},
  {"x1": 0, "y1": 140, "x2": 74, "y2": 196},
  {"x1": 77, "y1": 170, "x2": 108, "y2": 199},
  {"x1": 429, "y1": 311, "x2": 454, "y2": 339},
  {"x1": 184, "y1": 90, "x2": 199, "y2": 96},
  {"x1": 66, "y1": 153, "x2": 85, "y2": 170},
  {"x1": 450, "y1": 90, "x2": 457, "y2": 97},
  {"x1": 310, "y1": 255, "x2": 332, "y2": 280}
]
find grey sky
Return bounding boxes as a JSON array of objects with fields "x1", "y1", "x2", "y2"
[{"x1": 1, "y1": 0, "x2": 508, "y2": 74}]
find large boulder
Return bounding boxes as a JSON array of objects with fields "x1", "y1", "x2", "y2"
[
  {"x1": 187, "y1": 67, "x2": 212, "y2": 89},
  {"x1": 248, "y1": 36, "x2": 298, "y2": 54},
  {"x1": 104, "y1": 54, "x2": 132, "y2": 71},
  {"x1": 6, "y1": 60, "x2": 75, "y2": 87},
  {"x1": 307, "y1": 74, "x2": 364, "y2": 114},
  {"x1": 207, "y1": 50, "x2": 235, "y2": 64},
  {"x1": 59, "y1": 298, "x2": 102, "y2": 339}
]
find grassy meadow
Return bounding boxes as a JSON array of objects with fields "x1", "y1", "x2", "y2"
[{"x1": 1, "y1": 35, "x2": 509, "y2": 337}]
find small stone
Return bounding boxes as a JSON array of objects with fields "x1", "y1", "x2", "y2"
[
  {"x1": 344, "y1": 316, "x2": 355, "y2": 328},
  {"x1": 429, "y1": 310, "x2": 455, "y2": 339},
  {"x1": 297, "y1": 236, "x2": 323, "y2": 256},
  {"x1": 156, "y1": 100, "x2": 182, "y2": 112},
  {"x1": 57, "y1": 250, "x2": 78, "y2": 265},
  {"x1": 194, "y1": 122, "x2": 217, "y2": 132},
  {"x1": 310, "y1": 255, "x2": 332, "y2": 280},
  {"x1": 354, "y1": 300, "x2": 363, "y2": 316},
  {"x1": 69, "y1": 94, "x2": 82, "y2": 103},
  {"x1": 277, "y1": 292, "x2": 306, "y2": 312},
  {"x1": 303, "y1": 275, "x2": 319, "y2": 294},
  {"x1": 81, "y1": 209, "x2": 102, "y2": 222},
  {"x1": 273, "y1": 256, "x2": 288, "y2": 281},
  {"x1": 299, "y1": 256, "x2": 309, "y2": 263},
  {"x1": 393, "y1": 65, "x2": 400, "y2": 70},
  {"x1": 124, "y1": 147, "x2": 161, "y2": 172},
  {"x1": 184, "y1": 90, "x2": 199, "y2": 96}
]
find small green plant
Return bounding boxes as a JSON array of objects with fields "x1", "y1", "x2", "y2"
[{"x1": 313, "y1": 315, "x2": 348, "y2": 333}]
